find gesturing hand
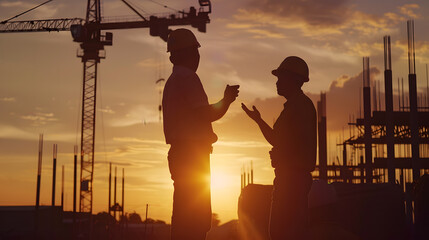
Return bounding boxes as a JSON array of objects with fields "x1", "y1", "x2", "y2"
[
  {"x1": 224, "y1": 84, "x2": 240, "y2": 104},
  {"x1": 241, "y1": 103, "x2": 261, "y2": 122}
]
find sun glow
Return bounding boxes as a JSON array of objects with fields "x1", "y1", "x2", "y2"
[{"x1": 211, "y1": 171, "x2": 232, "y2": 191}]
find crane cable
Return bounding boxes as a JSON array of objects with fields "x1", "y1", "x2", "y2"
[
  {"x1": 75, "y1": 68, "x2": 83, "y2": 147},
  {"x1": 146, "y1": 0, "x2": 179, "y2": 12},
  {"x1": 1, "y1": 0, "x2": 53, "y2": 24},
  {"x1": 126, "y1": 0, "x2": 179, "y2": 15},
  {"x1": 97, "y1": 65, "x2": 109, "y2": 164}
]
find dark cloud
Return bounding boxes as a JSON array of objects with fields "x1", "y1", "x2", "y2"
[
  {"x1": 246, "y1": 0, "x2": 350, "y2": 27},
  {"x1": 308, "y1": 67, "x2": 381, "y2": 131}
]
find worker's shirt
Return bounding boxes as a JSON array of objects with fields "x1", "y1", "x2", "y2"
[
  {"x1": 162, "y1": 65, "x2": 217, "y2": 145},
  {"x1": 271, "y1": 90, "x2": 317, "y2": 174}
]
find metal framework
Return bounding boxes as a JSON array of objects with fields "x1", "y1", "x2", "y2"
[
  {"x1": 80, "y1": 60, "x2": 99, "y2": 213},
  {"x1": 0, "y1": 18, "x2": 84, "y2": 32}
]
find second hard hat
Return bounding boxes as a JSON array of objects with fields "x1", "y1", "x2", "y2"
[
  {"x1": 167, "y1": 28, "x2": 201, "y2": 52},
  {"x1": 272, "y1": 56, "x2": 309, "y2": 82}
]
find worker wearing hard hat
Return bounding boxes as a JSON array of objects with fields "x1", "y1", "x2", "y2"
[
  {"x1": 242, "y1": 56, "x2": 317, "y2": 240},
  {"x1": 162, "y1": 28, "x2": 239, "y2": 240}
]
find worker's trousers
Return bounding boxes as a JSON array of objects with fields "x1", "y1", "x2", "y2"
[
  {"x1": 269, "y1": 171, "x2": 312, "y2": 240},
  {"x1": 168, "y1": 143, "x2": 212, "y2": 240}
]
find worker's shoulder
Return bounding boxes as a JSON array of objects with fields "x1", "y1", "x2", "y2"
[
  {"x1": 296, "y1": 92, "x2": 316, "y2": 110},
  {"x1": 165, "y1": 69, "x2": 198, "y2": 88},
  {"x1": 170, "y1": 65, "x2": 199, "y2": 81}
]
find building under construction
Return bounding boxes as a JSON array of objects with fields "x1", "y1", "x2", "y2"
[
  {"x1": 238, "y1": 20, "x2": 429, "y2": 240},
  {"x1": 317, "y1": 20, "x2": 429, "y2": 186}
]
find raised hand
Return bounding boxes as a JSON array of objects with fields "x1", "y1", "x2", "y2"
[
  {"x1": 241, "y1": 103, "x2": 261, "y2": 122},
  {"x1": 224, "y1": 84, "x2": 240, "y2": 104}
]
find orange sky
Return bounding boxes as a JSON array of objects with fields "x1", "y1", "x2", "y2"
[{"x1": 1, "y1": 0, "x2": 429, "y2": 224}]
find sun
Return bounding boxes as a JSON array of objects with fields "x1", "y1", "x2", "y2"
[{"x1": 211, "y1": 171, "x2": 232, "y2": 191}]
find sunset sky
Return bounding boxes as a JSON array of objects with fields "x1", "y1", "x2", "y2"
[{"x1": 1, "y1": 0, "x2": 429, "y2": 224}]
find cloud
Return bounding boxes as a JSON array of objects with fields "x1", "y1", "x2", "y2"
[
  {"x1": 0, "y1": 124, "x2": 34, "y2": 140},
  {"x1": 394, "y1": 39, "x2": 429, "y2": 63},
  {"x1": 334, "y1": 75, "x2": 350, "y2": 88},
  {"x1": 20, "y1": 112, "x2": 58, "y2": 126},
  {"x1": 0, "y1": 97, "x2": 16, "y2": 102},
  {"x1": 245, "y1": 0, "x2": 350, "y2": 27},
  {"x1": 0, "y1": 1, "x2": 60, "y2": 19},
  {"x1": 346, "y1": 42, "x2": 381, "y2": 57},
  {"x1": 308, "y1": 67, "x2": 382, "y2": 131},
  {"x1": 109, "y1": 104, "x2": 159, "y2": 127},
  {"x1": 0, "y1": 1, "x2": 29, "y2": 8},
  {"x1": 113, "y1": 137, "x2": 165, "y2": 145},
  {"x1": 229, "y1": 0, "x2": 408, "y2": 41},
  {"x1": 99, "y1": 106, "x2": 115, "y2": 114},
  {"x1": 138, "y1": 58, "x2": 159, "y2": 68},
  {"x1": 226, "y1": 22, "x2": 286, "y2": 39},
  {"x1": 398, "y1": 4, "x2": 420, "y2": 19},
  {"x1": 33, "y1": 4, "x2": 59, "y2": 19}
]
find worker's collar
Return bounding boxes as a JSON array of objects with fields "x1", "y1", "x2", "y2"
[
  {"x1": 173, "y1": 64, "x2": 197, "y2": 74},
  {"x1": 284, "y1": 89, "x2": 304, "y2": 105}
]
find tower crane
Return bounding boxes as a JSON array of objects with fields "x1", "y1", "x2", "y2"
[{"x1": 0, "y1": 0, "x2": 212, "y2": 215}]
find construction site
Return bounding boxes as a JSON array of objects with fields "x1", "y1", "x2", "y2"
[
  {"x1": 238, "y1": 20, "x2": 429, "y2": 240},
  {"x1": 1, "y1": 0, "x2": 429, "y2": 240}
]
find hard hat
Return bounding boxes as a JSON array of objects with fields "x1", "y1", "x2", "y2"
[
  {"x1": 308, "y1": 180, "x2": 338, "y2": 208},
  {"x1": 167, "y1": 28, "x2": 201, "y2": 52},
  {"x1": 272, "y1": 56, "x2": 309, "y2": 82}
]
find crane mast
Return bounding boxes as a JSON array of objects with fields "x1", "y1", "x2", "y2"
[
  {"x1": 1, "y1": 0, "x2": 211, "y2": 218},
  {"x1": 78, "y1": 0, "x2": 105, "y2": 215}
]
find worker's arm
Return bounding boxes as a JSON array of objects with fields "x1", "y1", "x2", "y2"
[
  {"x1": 241, "y1": 103, "x2": 275, "y2": 146},
  {"x1": 196, "y1": 85, "x2": 240, "y2": 122}
]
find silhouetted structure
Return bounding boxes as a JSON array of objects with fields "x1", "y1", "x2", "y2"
[
  {"x1": 238, "y1": 20, "x2": 427, "y2": 240},
  {"x1": 317, "y1": 93, "x2": 328, "y2": 181},
  {"x1": 52, "y1": 144, "x2": 58, "y2": 207},
  {"x1": 108, "y1": 165, "x2": 125, "y2": 222},
  {"x1": 309, "y1": 20, "x2": 429, "y2": 239},
  {"x1": 237, "y1": 184, "x2": 273, "y2": 240},
  {"x1": 241, "y1": 162, "x2": 254, "y2": 190},
  {"x1": 0, "y1": 206, "x2": 63, "y2": 239},
  {"x1": 237, "y1": 182, "x2": 407, "y2": 240},
  {"x1": 0, "y1": 0, "x2": 212, "y2": 219},
  {"x1": 312, "y1": 21, "x2": 429, "y2": 187}
]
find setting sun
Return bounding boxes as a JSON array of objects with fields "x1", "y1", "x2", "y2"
[{"x1": 211, "y1": 171, "x2": 232, "y2": 191}]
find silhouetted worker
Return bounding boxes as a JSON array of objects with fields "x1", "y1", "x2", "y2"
[
  {"x1": 162, "y1": 28, "x2": 239, "y2": 240},
  {"x1": 242, "y1": 56, "x2": 316, "y2": 240}
]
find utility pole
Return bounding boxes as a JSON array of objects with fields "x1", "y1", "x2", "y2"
[
  {"x1": 73, "y1": 145, "x2": 77, "y2": 231},
  {"x1": 36, "y1": 134, "x2": 43, "y2": 210},
  {"x1": 363, "y1": 57, "x2": 373, "y2": 183},
  {"x1": 122, "y1": 168, "x2": 125, "y2": 219},
  {"x1": 144, "y1": 204, "x2": 149, "y2": 239},
  {"x1": 35, "y1": 133, "x2": 43, "y2": 237},
  {"x1": 52, "y1": 144, "x2": 58, "y2": 206},
  {"x1": 384, "y1": 35, "x2": 395, "y2": 184},
  {"x1": 108, "y1": 162, "x2": 112, "y2": 216},
  {"x1": 407, "y1": 20, "x2": 420, "y2": 181},
  {"x1": 61, "y1": 165, "x2": 65, "y2": 209}
]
